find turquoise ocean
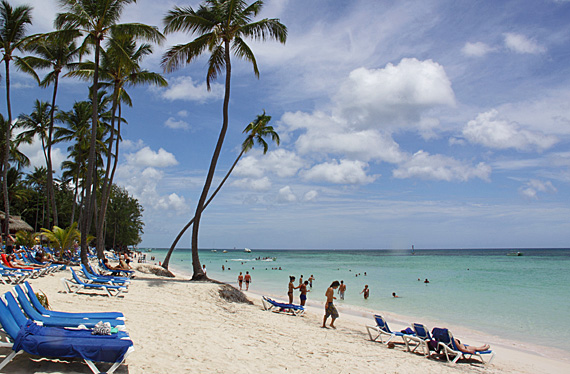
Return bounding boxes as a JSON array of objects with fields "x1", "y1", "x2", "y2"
[{"x1": 143, "y1": 247, "x2": 570, "y2": 355}]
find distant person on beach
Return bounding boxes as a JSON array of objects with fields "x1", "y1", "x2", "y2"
[
  {"x1": 392, "y1": 292, "x2": 399, "y2": 298},
  {"x1": 222, "y1": 265, "x2": 225, "y2": 271},
  {"x1": 202, "y1": 264, "x2": 207, "y2": 275},
  {"x1": 308, "y1": 275, "x2": 315, "y2": 288},
  {"x1": 360, "y1": 285, "x2": 369, "y2": 299},
  {"x1": 238, "y1": 272, "x2": 244, "y2": 290},
  {"x1": 322, "y1": 281, "x2": 340, "y2": 329},
  {"x1": 338, "y1": 280, "x2": 346, "y2": 300},
  {"x1": 244, "y1": 271, "x2": 252, "y2": 291},
  {"x1": 288, "y1": 276, "x2": 298, "y2": 304},
  {"x1": 299, "y1": 281, "x2": 309, "y2": 306},
  {"x1": 299, "y1": 275, "x2": 304, "y2": 287},
  {"x1": 454, "y1": 338, "x2": 490, "y2": 354}
]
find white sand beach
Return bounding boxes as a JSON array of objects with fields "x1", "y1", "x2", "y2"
[{"x1": 0, "y1": 265, "x2": 567, "y2": 374}]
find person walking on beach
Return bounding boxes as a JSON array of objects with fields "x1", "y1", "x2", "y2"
[
  {"x1": 360, "y1": 285, "x2": 370, "y2": 299},
  {"x1": 288, "y1": 276, "x2": 298, "y2": 304},
  {"x1": 299, "y1": 281, "x2": 310, "y2": 306},
  {"x1": 238, "y1": 272, "x2": 244, "y2": 290},
  {"x1": 299, "y1": 275, "x2": 304, "y2": 287},
  {"x1": 338, "y1": 280, "x2": 346, "y2": 300},
  {"x1": 244, "y1": 271, "x2": 252, "y2": 291},
  {"x1": 322, "y1": 281, "x2": 340, "y2": 329}
]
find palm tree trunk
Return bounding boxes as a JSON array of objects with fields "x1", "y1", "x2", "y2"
[
  {"x1": 189, "y1": 43, "x2": 232, "y2": 280},
  {"x1": 3, "y1": 59, "x2": 12, "y2": 238},
  {"x1": 81, "y1": 39, "x2": 101, "y2": 267},
  {"x1": 47, "y1": 73, "x2": 60, "y2": 226},
  {"x1": 163, "y1": 148, "x2": 245, "y2": 269}
]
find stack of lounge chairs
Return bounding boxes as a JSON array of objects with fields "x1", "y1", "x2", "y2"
[
  {"x1": 0, "y1": 281, "x2": 134, "y2": 373},
  {"x1": 366, "y1": 315, "x2": 495, "y2": 365}
]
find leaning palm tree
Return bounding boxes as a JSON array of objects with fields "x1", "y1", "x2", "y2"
[
  {"x1": 0, "y1": 0, "x2": 36, "y2": 238},
  {"x1": 22, "y1": 31, "x2": 81, "y2": 227},
  {"x1": 40, "y1": 222, "x2": 80, "y2": 259},
  {"x1": 162, "y1": 111, "x2": 278, "y2": 270},
  {"x1": 55, "y1": 0, "x2": 165, "y2": 266},
  {"x1": 162, "y1": 0, "x2": 287, "y2": 280},
  {"x1": 69, "y1": 31, "x2": 167, "y2": 257}
]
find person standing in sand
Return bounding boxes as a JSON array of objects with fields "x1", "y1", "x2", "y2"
[
  {"x1": 299, "y1": 281, "x2": 309, "y2": 306},
  {"x1": 360, "y1": 285, "x2": 369, "y2": 299},
  {"x1": 322, "y1": 280, "x2": 340, "y2": 329},
  {"x1": 244, "y1": 271, "x2": 252, "y2": 291},
  {"x1": 288, "y1": 276, "x2": 298, "y2": 304},
  {"x1": 238, "y1": 272, "x2": 244, "y2": 290},
  {"x1": 338, "y1": 280, "x2": 346, "y2": 300}
]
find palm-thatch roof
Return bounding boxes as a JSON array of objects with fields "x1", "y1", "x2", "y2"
[{"x1": 0, "y1": 212, "x2": 33, "y2": 233}]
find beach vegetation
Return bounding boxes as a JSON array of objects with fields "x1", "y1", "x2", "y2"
[
  {"x1": 161, "y1": 0, "x2": 287, "y2": 280},
  {"x1": 162, "y1": 111, "x2": 279, "y2": 270},
  {"x1": 40, "y1": 221, "x2": 81, "y2": 259}
]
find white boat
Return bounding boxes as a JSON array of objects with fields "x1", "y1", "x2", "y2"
[
  {"x1": 507, "y1": 251, "x2": 523, "y2": 256},
  {"x1": 222, "y1": 250, "x2": 228, "y2": 253},
  {"x1": 244, "y1": 248, "x2": 252, "y2": 253},
  {"x1": 211, "y1": 250, "x2": 217, "y2": 253}
]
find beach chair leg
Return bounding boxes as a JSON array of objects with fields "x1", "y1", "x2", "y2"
[{"x1": 0, "y1": 350, "x2": 22, "y2": 371}]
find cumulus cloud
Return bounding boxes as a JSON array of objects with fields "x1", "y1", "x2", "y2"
[
  {"x1": 519, "y1": 179, "x2": 557, "y2": 199},
  {"x1": 303, "y1": 190, "x2": 318, "y2": 202},
  {"x1": 462, "y1": 41, "x2": 494, "y2": 57},
  {"x1": 302, "y1": 159, "x2": 377, "y2": 185},
  {"x1": 463, "y1": 110, "x2": 558, "y2": 151},
  {"x1": 234, "y1": 149, "x2": 305, "y2": 179},
  {"x1": 16, "y1": 134, "x2": 66, "y2": 174},
  {"x1": 125, "y1": 147, "x2": 179, "y2": 168},
  {"x1": 392, "y1": 150, "x2": 491, "y2": 182},
  {"x1": 161, "y1": 76, "x2": 224, "y2": 102},
  {"x1": 333, "y1": 58, "x2": 456, "y2": 128},
  {"x1": 504, "y1": 33, "x2": 546, "y2": 54},
  {"x1": 277, "y1": 186, "x2": 297, "y2": 203},
  {"x1": 164, "y1": 117, "x2": 190, "y2": 130},
  {"x1": 232, "y1": 177, "x2": 272, "y2": 191}
]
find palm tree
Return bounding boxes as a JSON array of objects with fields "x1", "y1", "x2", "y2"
[
  {"x1": 23, "y1": 32, "x2": 81, "y2": 227},
  {"x1": 0, "y1": 113, "x2": 30, "y2": 172},
  {"x1": 40, "y1": 222, "x2": 80, "y2": 259},
  {"x1": 0, "y1": 0, "x2": 36, "y2": 238},
  {"x1": 162, "y1": 0, "x2": 287, "y2": 280},
  {"x1": 162, "y1": 111, "x2": 278, "y2": 270},
  {"x1": 25, "y1": 166, "x2": 47, "y2": 231},
  {"x1": 55, "y1": 0, "x2": 164, "y2": 265},
  {"x1": 69, "y1": 31, "x2": 167, "y2": 256}
]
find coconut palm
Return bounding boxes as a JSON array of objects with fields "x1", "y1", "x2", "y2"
[
  {"x1": 23, "y1": 32, "x2": 81, "y2": 227},
  {"x1": 162, "y1": 111, "x2": 278, "y2": 270},
  {"x1": 69, "y1": 31, "x2": 167, "y2": 256},
  {"x1": 162, "y1": 0, "x2": 287, "y2": 279},
  {"x1": 0, "y1": 113, "x2": 30, "y2": 172},
  {"x1": 0, "y1": 0, "x2": 36, "y2": 238},
  {"x1": 55, "y1": 0, "x2": 164, "y2": 265},
  {"x1": 40, "y1": 222, "x2": 80, "y2": 259}
]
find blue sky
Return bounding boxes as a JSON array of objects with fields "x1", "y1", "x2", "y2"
[{"x1": 5, "y1": 0, "x2": 570, "y2": 249}]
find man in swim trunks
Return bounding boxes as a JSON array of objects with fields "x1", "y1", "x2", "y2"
[
  {"x1": 322, "y1": 280, "x2": 340, "y2": 329},
  {"x1": 244, "y1": 271, "x2": 251, "y2": 291},
  {"x1": 299, "y1": 281, "x2": 309, "y2": 306},
  {"x1": 238, "y1": 272, "x2": 244, "y2": 290},
  {"x1": 338, "y1": 280, "x2": 346, "y2": 300}
]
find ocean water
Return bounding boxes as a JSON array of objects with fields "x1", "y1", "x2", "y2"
[{"x1": 144, "y1": 248, "x2": 570, "y2": 354}]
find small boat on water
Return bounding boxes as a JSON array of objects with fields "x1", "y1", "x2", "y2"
[
  {"x1": 244, "y1": 248, "x2": 252, "y2": 253},
  {"x1": 222, "y1": 250, "x2": 228, "y2": 253},
  {"x1": 211, "y1": 250, "x2": 217, "y2": 253},
  {"x1": 507, "y1": 251, "x2": 524, "y2": 256}
]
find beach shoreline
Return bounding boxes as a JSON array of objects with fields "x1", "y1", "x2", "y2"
[{"x1": 2, "y1": 264, "x2": 567, "y2": 373}]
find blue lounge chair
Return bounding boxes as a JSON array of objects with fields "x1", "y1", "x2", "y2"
[
  {"x1": 366, "y1": 314, "x2": 415, "y2": 344},
  {"x1": 432, "y1": 327, "x2": 495, "y2": 364},
  {"x1": 80, "y1": 264, "x2": 130, "y2": 286},
  {"x1": 62, "y1": 268, "x2": 127, "y2": 297},
  {"x1": 88, "y1": 262, "x2": 129, "y2": 282},
  {"x1": 261, "y1": 296, "x2": 305, "y2": 316},
  {"x1": 403, "y1": 322, "x2": 434, "y2": 356},
  {"x1": 0, "y1": 296, "x2": 134, "y2": 373},
  {"x1": 99, "y1": 260, "x2": 134, "y2": 278},
  {"x1": 16, "y1": 281, "x2": 125, "y2": 320}
]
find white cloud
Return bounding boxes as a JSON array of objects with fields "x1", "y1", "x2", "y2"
[
  {"x1": 125, "y1": 147, "x2": 178, "y2": 168},
  {"x1": 232, "y1": 177, "x2": 272, "y2": 191},
  {"x1": 16, "y1": 134, "x2": 67, "y2": 174},
  {"x1": 277, "y1": 186, "x2": 297, "y2": 203},
  {"x1": 519, "y1": 179, "x2": 557, "y2": 199},
  {"x1": 302, "y1": 159, "x2": 377, "y2": 185},
  {"x1": 462, "y1": 42, "x2": 494, "y2": 57},
  {"x1": 121, "y1": 139, "x2": 145, "y2": 151},
  {"x1": 333, "y1": 59, "x2": 456, "y2": 129},
  {"x1": 504, "y1": 33, "x2": 546, "y2": 54},
  {"x1": 234, "y1": 149, "x2": 304, "y2": 179},
  {"x1": 463, "y1": 110, "x2": 558, "y2": 151},
  {"x1": 177, "y1": 110, "x2": 188, "y2": 117},
  {"x1": 161, "y1": 76, "x2": 224, "y2": 102},
  {"x1": 164, "y1": 117, "x2": 190, "y2": 130},
  {"x1": 392, "y1": 150, "x2": 491, "y2": 182},
  {"x1": 303, "y1": 190, "x2": 318, "y2": 202}
]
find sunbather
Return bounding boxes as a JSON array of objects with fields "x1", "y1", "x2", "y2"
[
  {"x1": 8, "y1": 254, "x2": 48, "y2": 268},
  {"x1": 454, "y1": 338, "x2": 490, "y2": 354}
]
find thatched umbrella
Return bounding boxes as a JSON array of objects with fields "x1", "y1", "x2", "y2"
[{"x1": 0, "y1": 211, "x2": 33, "y2": 234}]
